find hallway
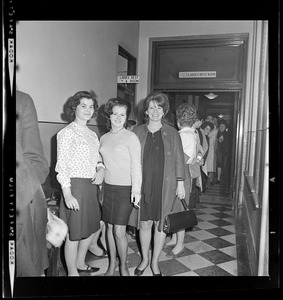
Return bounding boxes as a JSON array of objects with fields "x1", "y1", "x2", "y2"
[{"x1": 57, "y1": 200, "x2": 251, "y2": 277}]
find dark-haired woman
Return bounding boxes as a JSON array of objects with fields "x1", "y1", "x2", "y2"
[
  {"x1": 100, "y1": 98, "x2": 142, "y2": 276},
  {"x1": 129, "y1": 92, "x2": 185, "y2": 276},
  {"x1": 55, "y1": 90, "x2": 105, "y2": 276}
]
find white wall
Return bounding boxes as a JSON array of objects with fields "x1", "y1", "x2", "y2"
[{"x1": 16, "y1": 21, "x2": 140, "y2": 124}]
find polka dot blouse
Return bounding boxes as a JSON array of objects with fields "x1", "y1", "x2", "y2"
[{"x1": 55, "y1": 121, "x2": 102, "y2": 188}]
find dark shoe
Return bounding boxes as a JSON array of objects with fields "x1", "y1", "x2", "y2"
[
  {"x1": 216, "y1": 180, "x2": 221, "y2": 184},
  {"x1": 88, "y1": 248, "x2": 108, "y2": 258},
  {"x1": 150, "y1": 265, "x2": 162, "y2": 276},
  {"x1": 166, "y1": 247, "x2": 185, "y2": 259},
  {"x1": 77, "y1": 265, "x2": 100, "y2": 273},
  {"x1": 134, "y1": 264, "x2": 149, "y2": 276}
]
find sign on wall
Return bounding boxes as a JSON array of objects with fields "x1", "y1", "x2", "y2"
[
  {"x1": 178, "y1": 71, "x2": 216, "y2": 78},
  {"x1": 117, "y1": 75, "x2": 139, "y2": 83}
]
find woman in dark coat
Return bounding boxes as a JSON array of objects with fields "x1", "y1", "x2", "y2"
[{"x1": 129, "y1": 92, "x2": 185, "y2": 276}]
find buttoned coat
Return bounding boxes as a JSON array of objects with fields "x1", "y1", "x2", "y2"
[
  {"x1": 128, "y1": 123, "x2": 185, "y2": 231},
  {"x1": 16, "y1": 91, "x2": 49, "y2": 276}
]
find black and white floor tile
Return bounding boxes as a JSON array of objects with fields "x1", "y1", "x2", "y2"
[{"x1": 82, "y1": 202, "x2": 242, "y2": 277}]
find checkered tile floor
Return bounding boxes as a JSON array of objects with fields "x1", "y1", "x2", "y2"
[{"x1": 82, "y1": 203, "x2": 242, "y2": 277}]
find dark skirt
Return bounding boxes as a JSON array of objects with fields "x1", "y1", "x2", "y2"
[
  {"x1": 59, "y1": 178, "x2": 101, "y2": 241},
  {"x1": 102, "y1": 183, "x2": 133, "y2": 225}
]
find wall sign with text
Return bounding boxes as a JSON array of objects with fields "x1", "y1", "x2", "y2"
[
  {"x1": 117, "y1": 75, "x2": 139, "y2": 83},
  {"x1": 178, "y1": 71, "x2": 216, "y2": 78}
]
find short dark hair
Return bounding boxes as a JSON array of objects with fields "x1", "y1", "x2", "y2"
[
  {"x1": 176, "y1": 103, "x2": 198, "y2": 127},
  {"x1": 201, "y1": 121, "x2": 214, "y2": 131},
  {"x1": 65, "y1": 90, "x2": 98, "y2": 121},
  {"x1": 143, "y1": 91, "x2": 170, "y2": 121},
  {"x1": 104, "y1": 98, "x2": 131, "y2": 130},
  {"x1": 218, "y1": 119, "x2": 227, "y2": 126}
]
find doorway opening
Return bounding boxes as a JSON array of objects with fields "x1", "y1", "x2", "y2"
[{"x1": 164, "y1": 90, "x2": 239, "y2": 205}]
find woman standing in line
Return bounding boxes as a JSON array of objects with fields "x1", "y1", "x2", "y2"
[
  {"x1": 197, "y1": 121, "x2": 214, "y2": 192},
  {"x1": 205, "y1": 115, "x2": 218, "y2": 185},
  {"x1": 216, "y1": 119, "x2": 229, "y2": 183},
  {"x1": 55, "y1": 90, "x2": 105, "y2": 276},
  {"x1": 100, "y1": 98, "x2": 142, "y2": 276},
  {"x1": 130, "y1": 92, "x2": 185, "y2": 276},
  {"x1": 165, "y1": 104, "x2": 201, "y2": 255}
]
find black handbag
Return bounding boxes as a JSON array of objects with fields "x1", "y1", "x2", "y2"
[{"x1": 163, "y1": 196, "x2": 198, "y2": 234}]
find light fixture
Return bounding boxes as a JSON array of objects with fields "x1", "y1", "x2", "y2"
[
  {"x1": 204, "y1": 92, "x2": 218, "y2": 100},
  {"x1": 218, "y1": 114, "x2": 223, "y2": 118}
]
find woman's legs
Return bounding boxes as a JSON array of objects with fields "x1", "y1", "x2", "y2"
[
  {"x1": 89, "y1": 221, "x2": 107, "y2": 255},
  {"x1": 64, "y1": 234, "x2": 79, "y2": 276},
  {"x1": 76, "y1": 233, "x2": 95, "y2": 269},
  {"x1": 165, "y1": 233, "x2": 177, "y2": 246},
  {"x1": 105, "y1": 223, "x2": 117, "y2": 276},
  {"x1": 100, "y1": 221, "x2": 107, "y2": 251},
  {"x1": 217, "y1": 166, "x2": 222, "y2": 182},
  {"x1": 137, "y1": 220, "x2": 153, "y2": 270},
  {"x1": 151, "y1": 221, "x2": 166, "y2": 274},
  {"x1": 88, "y1": 226, "x2": 103, "y2": 255},
  {"x1": 171, "y1": 230, "x2": 185, "y2": 254},
  {"x1": 113, "y1": 224, "x2": 129, "y2": 276}
]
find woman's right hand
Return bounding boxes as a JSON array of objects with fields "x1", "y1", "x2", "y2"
[{"x1": 64, "y1": 194, "x2": 80, "y2": 211}]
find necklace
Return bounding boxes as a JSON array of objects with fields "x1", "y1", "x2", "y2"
[{"x1": 110, "y1": 127, "x2": 124, "y2": 134}]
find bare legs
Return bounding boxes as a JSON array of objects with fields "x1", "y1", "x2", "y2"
[
  {"x1": 89, "y1": 221, "x2": 107, "y2": 255},
  {"x1": 105, "y1": 223, "x2": 129, "y2": 276},
  {"x1": 172, "y1": 230, "x2": 185, "y2": 253},
  {"x1": 64, "y1": 232, "x2": 95, "y2": 276},
  {"x1": 137, "y1": 220, "x2": 165, "y2": 275}
]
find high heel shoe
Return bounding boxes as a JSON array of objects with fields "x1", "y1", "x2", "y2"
[
  {"x1": 152, "y1": 271, "x2": 162, "y2": 276},
  {"x1": 88, "y1": 248, "x2": 108, "y2": 258},
  {"x1": 150, "y1": 265, "x2": 162, "y2": 276},
  {"x1": 134, "y1": 264, "x2": 149, "y2": 276}
]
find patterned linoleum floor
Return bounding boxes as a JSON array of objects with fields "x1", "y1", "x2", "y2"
[{"x1": 81, "y1": 202, "x2": 241, "y2": 277}]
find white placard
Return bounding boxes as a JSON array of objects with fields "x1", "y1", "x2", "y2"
[
  {"x1": 179, "y1": 71, "x2": 216, "y2": 78},
  {"x1": 117, "y1": 75, "x2": 139, "y2": 83}
]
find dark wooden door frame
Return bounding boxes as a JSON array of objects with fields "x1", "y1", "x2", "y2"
[{"x1": 149, "y1": 34, "x2": 248, "y2": 203}]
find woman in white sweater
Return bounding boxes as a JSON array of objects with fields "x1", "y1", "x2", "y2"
[{"x1": 100, "y1": 98, "x2": 142, "y2": 276}]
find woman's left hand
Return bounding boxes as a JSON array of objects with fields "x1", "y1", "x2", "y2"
[
  {"x1": 92, "y1": 168, "x2": 105, "y2": 185},
  {"x1": 131, "y1": 193, "x2": 141, "y2": 208},
  {"x1": 176, "y1": 181, "x2": 185, "y2": 199}
]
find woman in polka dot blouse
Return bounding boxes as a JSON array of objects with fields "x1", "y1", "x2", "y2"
[{"x1": 55, "y1": 90, "x2": 105, "y2": 276}]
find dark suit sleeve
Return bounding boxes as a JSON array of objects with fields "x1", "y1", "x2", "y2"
[
  {"x1": 21, "y1": 94, "x2": 49, "y2": 183},
  {"x1": 16, "y1": 92, "x2": 49, "y2": 212}
]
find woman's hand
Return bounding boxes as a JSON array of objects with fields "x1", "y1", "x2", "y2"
[
  {"x1": 176, "y1": 181, "x2": 185, "y2": 199},
  {"x1": 92, "y1": 168, "x2": 105, "y2": 185},
  {"x1": 62, "y1": 186, "x2": 79, "y2": 211},
  {"x1": 131, "y1": 193, "x2": 141, "y2": 209},
  {"x1": 64, "y1": 194, "x2": 80, "y2": 211}
]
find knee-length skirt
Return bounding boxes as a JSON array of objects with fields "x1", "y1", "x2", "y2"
[
  {"x1": 101, "y1": 183, "x2": 133, "y2": 225},
  {"x1": 59, "y1": 178, "x2": 101, "y2": 241}
]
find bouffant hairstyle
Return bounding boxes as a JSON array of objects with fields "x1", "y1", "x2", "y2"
[
  {"x1": 143, "y1": 91, "x2": 170, "y2": 121},
  {"x1": 201, "y1": 121, "x2": 214, "y2": 131},
  {"x1": 65, "y1": 90, "x2": 98, "y2": 121},
  {"x1": 176, "y1": 103, "x2": 199, "y2": 127},
  {"x1": 104, "y1": 98, "x2": 131, "y2": 130}
]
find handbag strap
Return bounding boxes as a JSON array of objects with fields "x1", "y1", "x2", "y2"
[{"x1": 170, "y1": 196, "x2": 189, "y2": 212}]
